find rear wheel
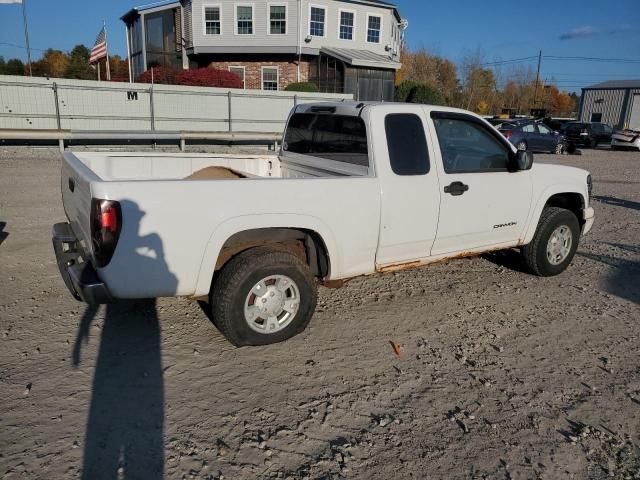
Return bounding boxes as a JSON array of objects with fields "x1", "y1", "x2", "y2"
[
  {"x1": 516, "y1": 140, "x2": 528, "y2": 151},
  {"x1": 210, "y1": 247, "x2": 318, "y2": 346},
  {"x1": 522, "y1": 207, "x2": 580, "y2": 276},
  {"x1": 590, "y1": 137, "x2": 598, "y2": 148}
]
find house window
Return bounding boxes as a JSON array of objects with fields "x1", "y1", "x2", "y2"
[
  {"x1": 591, "y1": 112, "x2": 603, "y2": 122},
  {"x1": 229, "y1": 66, "x2": 245, "y2": 88},
  {"x1": 204, "y1": 6, "x2": 221, "y2": 35},
  {"x1": 310, "y1": 6, "x2": 325, "y2": 37},
  {"x1": 236, "y1": 5, "x2": 253, "y2": 35},
  {"x1": 339, "y1": 11, "x2": 354, "y2": 40},
  {"x1": 269, "y1": 5, "x2": 287, "y2": 34},
  {"x1": 262, "y1": 67, "x2": 278, "y2": 91},
  {"x1": 367, "y1": 15, "x2": 381, "y2": 43}
]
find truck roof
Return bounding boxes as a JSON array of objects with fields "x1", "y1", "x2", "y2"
[{"x1": 294, "y1": 101, "x2": 475, "y2": 118}]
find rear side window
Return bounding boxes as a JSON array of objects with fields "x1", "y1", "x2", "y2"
[
  {"x1": 385, "y1": 114, "x2": 430, "y2": 175},
  {"x1": 283, "y1": 113, "x2": 368, "y2": 166}
]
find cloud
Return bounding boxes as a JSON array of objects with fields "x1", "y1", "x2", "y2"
[{"x1": 559, "y1": 26, "x2": 598, "y2": 40}]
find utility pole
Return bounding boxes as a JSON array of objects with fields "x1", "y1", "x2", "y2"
[
  {"x1": 532, "y1": 50, "x2": 542, "y2": 107},
  {"x1": 22, "y1": 0, "x2": 32, "y2": 75}
]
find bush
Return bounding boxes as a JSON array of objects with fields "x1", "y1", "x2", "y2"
[
  {"x1": 395, "y1": 81, "x2": 445, "y2": 106},
  {"x1": 136, "y1": 67, "x2": 243, "y2": 89},
  {"x1": 284, "y1": 82, "x2": 319, "y2": 92}
]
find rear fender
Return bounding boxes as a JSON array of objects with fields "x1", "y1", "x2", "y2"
[{"x1": 193, "y1": 214, "x2": 338, "y2": 297}]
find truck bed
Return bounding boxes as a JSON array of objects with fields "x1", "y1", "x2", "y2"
[{"x1": 67, "y1": 151, "x2": 370, "y2": 181}]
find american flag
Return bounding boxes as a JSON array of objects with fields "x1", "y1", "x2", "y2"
[{"x1": 89, "y1": 27, "x2": 107, "y2": 64}]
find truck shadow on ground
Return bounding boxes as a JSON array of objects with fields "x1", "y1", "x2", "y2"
[
  {"x1": 73, "y1": 301, "x2": 165, "y2": 479},
  {"x1": 71, "y1": 200, "x2": 176, "y2": 479},
  {"x1": 577, "y1": 243, "x2": 640, "y2": 305},
  {"x1": 481, "y1": 248, "x2": 527, "y2": 273},
  {"x1": 0, "y1": 221, "x2": 8, "y2": 246},
  {"x1": 593, "y1": 195, "x2": 640, "y2": 211}
]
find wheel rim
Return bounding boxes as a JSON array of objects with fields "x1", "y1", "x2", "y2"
[
  {"x1": 244, "y1": 275, "x2": 300, "y2": 334},
  {"x1": 517, "y1": 142, "x2": 527, "y2": 151},
  {"x1": 546, "y1": 225, "x2": 572, "y2": 265},
  {"x1": 555, "y1": 142, "x2": 563, "y2": 154}
]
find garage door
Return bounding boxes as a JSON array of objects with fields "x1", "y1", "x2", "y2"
[{"x1": 629, "y1": 94, "x2": 640, "y2": 131}]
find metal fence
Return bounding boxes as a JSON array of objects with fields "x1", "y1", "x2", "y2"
[{"x1": 0, "y1": 75, "x2": 352, "y2": 134}]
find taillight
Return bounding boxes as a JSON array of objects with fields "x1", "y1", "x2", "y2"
[{"x1": 90, "y1": 198, "x2": 122, "y2": 268}]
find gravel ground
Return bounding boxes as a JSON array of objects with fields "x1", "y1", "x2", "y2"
[{"x1": 0, "y1": 146, "x2": 639, "y2": 480}]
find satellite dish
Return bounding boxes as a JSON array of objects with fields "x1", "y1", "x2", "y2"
[{"x1": 398, "y1": 18, "x2": 409, "y2": 31}]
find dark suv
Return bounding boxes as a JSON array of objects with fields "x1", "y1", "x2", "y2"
[{"x1": 564, "y1": 122, "x2": 613, "y2": 148}]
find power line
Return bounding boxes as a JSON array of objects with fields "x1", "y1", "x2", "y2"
[
  {"x1": 544, "y1": 55, "x2": 640, "y2": 64},
  {"x1": 0, "y1": 41, "x2": 46, "y2": 52}
]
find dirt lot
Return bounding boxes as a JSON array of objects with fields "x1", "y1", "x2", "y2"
[{"x1": 0, "y1": 146, "x2": 639, "y2": 480}]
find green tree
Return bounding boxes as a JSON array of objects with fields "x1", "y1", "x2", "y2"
[
  {"x1": 65, "y1": 45, "x2": 94, "y2": 80},
  {"x1": 4, "y1": 58, "x2": 25, "y2": 76},
  {"x1": 0, "y1": 56, "x2": 5, "y2": 74}
]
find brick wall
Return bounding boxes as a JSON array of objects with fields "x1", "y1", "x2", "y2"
[{"x1": 206, "y1": 56, "x2": 312, "y2": 91}]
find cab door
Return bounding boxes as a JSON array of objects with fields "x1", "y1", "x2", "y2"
[
  {"x1": 371, "y1": 105, "x2": 441, "y2": 267},
  {"x1": 428, "y1": 111, "x2": 533, "y2": 255}
]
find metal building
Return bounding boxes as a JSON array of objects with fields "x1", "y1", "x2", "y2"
[{"x1": 579, "y1": 80, "x2": 640, "y2": 130}]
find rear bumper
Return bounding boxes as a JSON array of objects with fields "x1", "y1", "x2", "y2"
[
  {"x1": 582, "y1": 207, "x2": 595, "y2": 235},
  {"x1": 52, "y1": 222, "x2": 113, "y2": 304},
  {"x1": 611, "y1": 136, "x2": 640, "y2": 149}
]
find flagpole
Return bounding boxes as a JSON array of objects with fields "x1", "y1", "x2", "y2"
[
  {"x1": 125, "y1": 24, "x2": 133, "y2": 83},
  {"x1": 22, "y1": 0, "x2": 32, "y2": 76},
  {"x1": 97, "y1": 62, "x2": 101, "y2": 81},
  {"x1": 104, "y1": 20, "x2": 111, "y2": 81}
]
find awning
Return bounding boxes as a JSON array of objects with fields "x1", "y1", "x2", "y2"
[{"x1": 320, "y1": 47, "x2": 402, "y2": 71}]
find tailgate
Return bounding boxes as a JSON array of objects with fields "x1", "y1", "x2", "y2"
[{"x1": 61, "y1": 152, "x2": 99, "y2": 257}]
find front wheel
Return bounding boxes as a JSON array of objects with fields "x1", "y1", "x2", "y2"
[
  {"x1": 522, "y1": 207, "x2": 580, "y2": 276},
  {"x1": 516, "y1": 140, "x2": 528, "y2": 151},
  {"x1": 210, "y1": 247, "x2": 318, "y2": 346},
  {"x1": 554, "y1": 142, "x2": 564, "y2": 154}
]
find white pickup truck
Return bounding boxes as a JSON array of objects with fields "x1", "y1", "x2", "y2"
[{"x1": 53, "y1": 102, "x2": 595, "y2": 346}]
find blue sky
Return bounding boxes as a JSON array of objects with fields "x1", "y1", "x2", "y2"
[{"x1": 1, "y1": 0, "x2": 639, "y2": 92}]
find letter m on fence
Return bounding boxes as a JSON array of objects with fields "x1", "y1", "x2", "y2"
[{"x1": 127, "y1": 91, "x2": 139, "y2": 101}]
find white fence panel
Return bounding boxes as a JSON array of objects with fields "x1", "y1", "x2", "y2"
[{"x1": 0, "y1": 75, "x2": 353, "y2": 135}]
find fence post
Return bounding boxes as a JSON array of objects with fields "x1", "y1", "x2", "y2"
[
  {"x1": 228, "y1": 91, "x2": 233, "y2": 132},
  {"x1": 52, "y1": 82, "x2": 62, "y2": 130},
  {"x1": 149, "y1": 86, "x2": 156, "y2": 131},
  {"x1": 52, "y1": 82, "x2": 64, "y2": 151}
]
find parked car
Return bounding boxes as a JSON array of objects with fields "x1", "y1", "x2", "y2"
[
  {"x1": 611, "y1": 129, "x2": 640, "y2": 151},
  {"x1": 564, "y1": 122, "x2": 613, "y2": 148},
  {"x1": 542, "y1": 117, "x2": 575, "y2": 133},
  {"x1": 499, "y1": 121, "x2": 565, "y2": 153},
  {"x1": 53, "y1": 102, "x2": 595, "y2": 346}
]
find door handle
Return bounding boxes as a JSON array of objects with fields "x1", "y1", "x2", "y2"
[{"x1": 444, "y1": 181, "x2": 469, "y2": 196}]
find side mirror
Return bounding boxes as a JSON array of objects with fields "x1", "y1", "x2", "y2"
[{"x1": 516, "y1": 150, "x2": 534, "y2": 170}]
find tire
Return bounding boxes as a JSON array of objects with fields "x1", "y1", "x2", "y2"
[
  {"x1": 516, "y1": 141, "x2": 527, "y2": 151},
  {"x1": 589, "y1": 137, "x2": 598, "y2": 148},
  {"x1": 522, "y1": 207, "x2": 580, "y2": 277},
  {"x1": 210, "y1": 247, "x2": 318, "y2": 347},
  {"x1": 554, "y1": 142, "x2": 564, "y2": 154}
]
